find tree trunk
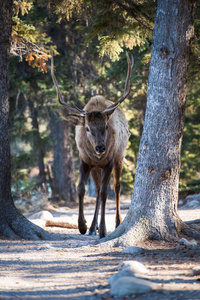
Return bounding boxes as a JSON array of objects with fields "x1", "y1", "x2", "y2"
[
  {"x1": 49, "y1": 109, "x2": 77, "y2": 203},
  {"x1": 0, "y1": 0, "x2": 51, "y2": 240},
  {"x1": 104, "y1": 0, "x2": 199, "y2": 246},
  {"x1": 27, "y1": 97, "x2": 46, "y2": 186}
]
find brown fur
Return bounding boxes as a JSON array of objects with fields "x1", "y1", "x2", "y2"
[{"x1": 75, "y1": 95, "x2": 130, "y2": 238}]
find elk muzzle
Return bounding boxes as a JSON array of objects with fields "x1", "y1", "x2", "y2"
[{"x1": 95, "y1": 145, "x2": 106, "y2": 154}]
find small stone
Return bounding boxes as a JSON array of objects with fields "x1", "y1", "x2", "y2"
[
  {"x1": 28, "y1": 211, "x2": 53, "y2": 221},
  {"x1": 122, "y1": 246, "x2": 143, "y2": 255},
  {"x1": 191, "y1": 265, "x2": 200, "y2": 276},
  {"x1": 118, "y1": 261, "x2": 148, "y2": 274},
  {"x1": 36, "y1": 243, "x2": 52, "y2": 250},
  {"x1": 178, "y1": 200, "x2": 184, "y2": 206},
  {"x1": 110, "y1": 276, "x2": 156, "y2": 297},
  {"x1": 178, "y1": 238, "x2": 197, "y2": 247}
]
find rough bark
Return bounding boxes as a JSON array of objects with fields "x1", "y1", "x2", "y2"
[
  {"x1": 49, "y1": 109, "x2": 77, "y2": 203},
  {"x1": 0, "y1": 0, "x2": 51, "y2": 240},
  {"x1": 103, "y1": 0, "x2": 197, "y2": 246}
]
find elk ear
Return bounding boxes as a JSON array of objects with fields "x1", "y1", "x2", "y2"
[
  {"x1": 104, "y1": 111, "x2": 115, "y2": 122},
  {"x1": 64, "y1": 114, "x2": 85, "y2": 126},
  {"x1": 62, "y1": 110, "x2": 85, "y2": 126}
]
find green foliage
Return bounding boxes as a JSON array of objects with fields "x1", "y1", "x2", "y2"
[
  {"x1": 50, "y1": 0, "x2": 154, "y2": 60},
  {"x1": 178, "y1": 3, "x2": 200, "y2": 194},
  {"x1": 11, "y1": 153, "x2": 37, "y2": 198}
]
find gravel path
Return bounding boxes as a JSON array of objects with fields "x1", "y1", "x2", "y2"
[{"x1": 0, "y1": 198, "x2": 200, "y2": 299}]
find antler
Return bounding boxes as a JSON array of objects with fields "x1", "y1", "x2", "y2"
[
  {"x1": 101, "y1": 52, "x2": 133, "y2": 116},
  {"x1": 51, "y1": 55, "x2": 86, "y2": 116}
]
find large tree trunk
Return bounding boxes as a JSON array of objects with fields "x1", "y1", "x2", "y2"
[
  {"x1": 104, "y1": 0, "x2": 198, "y2": 246},
  {"x1": 0, "y1": 0, "x2": 50, "y2": 240},
  {"x1": 49, "y1": 109, "x2": 77, "y2": 203}
]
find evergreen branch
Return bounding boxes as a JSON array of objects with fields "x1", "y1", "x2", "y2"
[
  {"x1": 112, "y1": 0, "x2": 154, "y2": 31},
  {"x1": 11, "y1": 33, "x2": 51, "y2": 72},
  {"x1": 11, "y1": 34, "x2": 47, "y2": 58},
  {"x1": 125, "y1": 0, "x2": 154, "y2": 23}
]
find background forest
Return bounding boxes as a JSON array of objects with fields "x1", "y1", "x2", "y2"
[{"x1": 10, "y1": 0, "x2": 200, "y2": 204}]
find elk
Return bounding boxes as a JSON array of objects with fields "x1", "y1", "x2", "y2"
[{"x1": 51, "y1": 53, "x2": 133, "y2": 238}]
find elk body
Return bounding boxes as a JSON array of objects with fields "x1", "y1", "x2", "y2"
[{"x1": 51, "y1": 53, "x2": 133, "y2": 238}]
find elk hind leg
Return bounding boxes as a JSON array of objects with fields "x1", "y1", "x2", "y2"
[{"x1": 113, "y1": 159, "x2": 123, "y2": 228}]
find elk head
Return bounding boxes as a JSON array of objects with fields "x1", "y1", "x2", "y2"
[{"x1": 51, "y1": 53, "x2": 133, "y2": 157}]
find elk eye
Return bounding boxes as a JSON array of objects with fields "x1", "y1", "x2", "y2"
[
  {"x1": 86, "y1": 126, "x2": 90, "y2": 132},
  {"x1": 106, "y1": 124, "x2": 108, "y2": 130}
]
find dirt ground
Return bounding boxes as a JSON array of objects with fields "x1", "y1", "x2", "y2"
[{"x1": 0, "y1": 197, "x2": 200, "y2": 300}]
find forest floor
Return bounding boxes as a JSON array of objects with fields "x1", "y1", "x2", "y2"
[{"x1": 0, "y1": 196, "x2": 200, "y2": 299}]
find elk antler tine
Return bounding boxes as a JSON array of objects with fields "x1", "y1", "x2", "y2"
[
  {"x1": 51, "y1": 55, "x2": 85, "y2": 115},
  {"x1": 72, "y1": 103, "x2": 87, "y2": 115},
  {"x1": 51, "y1": 55, "x2": 67, "y2": 106},
  {"x1": 131, "y1": 55, "x2": 134, "y2": 69}
]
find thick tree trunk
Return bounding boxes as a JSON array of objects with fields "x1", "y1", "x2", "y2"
[
  {"x1": 0, "y1": 0, "x2": 51, "y2": 240},
  {"x1": 104, "y1": 0, "x2": 198, "y2": 246},
  {"x1": 49, "y1": 109, "x2": 77, "y2": 203}
]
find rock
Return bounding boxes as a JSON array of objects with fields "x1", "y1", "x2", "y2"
[
  {"x1": 186, "y1": 200, "x2": 199, "y2": 208},
  {"x1": 118, "y1": 260, "x2": 148, "y2": 274},
  {"x1": 110, "y1": 276, "x2": 156, "y2": 297},
  {"x1": 109, "y1": 269, "x2": 136, "y2": 286},
  {"x1": 36, "y1": 243, "x2": 52, "y2": 250},
  {"x1": 28, "y1": 211, "x2": 53, "y2": 221},
  {"x1": 178, "y1": 199, "x2": 184, "y2": 206},
  {"x1": 30, "y1": 219, "x2": 46, "y2": 229},
  {"x1": 178, "y1": 238, "x2": 197, "y2": 247},
  {"x1": 122, "y1": 246, "x2": 143, "y2": 255},
  {"x1": 191, "y1": 265, "x2": 200, "y2": 276},
  {"x1": 185, "y1": 193, "x2": 200, "y2": 208},
  {"x1": 109, "y1": 269, "x2": 149, "y2": 286}
]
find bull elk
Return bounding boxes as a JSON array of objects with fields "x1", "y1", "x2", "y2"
[{"x1": 51, "y1": 53, "x2": 133, "y2": 238}]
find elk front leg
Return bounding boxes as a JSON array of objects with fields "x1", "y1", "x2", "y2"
[
  {"x1": 89, "y1": 169, "x2": 101, "y2": 235},
  {"x1": 99, "y1": 160, "x2": 113, "y2": 238},
  {"x1": 77, "y1": 160, "x2": 91, "y2": 234},
  {"x1": 113, "y1": 159, "x2": 123, "y2": 228}
]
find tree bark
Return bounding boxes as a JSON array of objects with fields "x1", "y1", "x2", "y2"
[
  {"x1": 103, "y1": 0, "x2": 198, "y2": 246},
  {"x1": 0, "y1": 0, "x2": 51, "y2": 240}
]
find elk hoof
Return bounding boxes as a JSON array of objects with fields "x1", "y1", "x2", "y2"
[
  {"x1": 115, "y1": 216, "x2": 122, "y2": 228},
  {"x1": 78, "y1": 218, "x2": 87, "y2": 235},
  {"x1": 88, "y1": 229, "x2": 96, "y2": 236},
  {"x1": 99, "y1": 232, "x2": 106, "y2": 239},
  {"x1": 99, "y1": 226, "x2": 107, "y2": 239},
  {"x1": 89, "y1": 225, "x2": 98, "y2": 236}
]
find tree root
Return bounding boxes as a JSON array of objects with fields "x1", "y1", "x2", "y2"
[
  {"x1": 99, "y1": 216, "x2": 151, "y2": 248},
  {"x1": 181, "y1": 221, "x2": 200, "y2": 240},
  {"x1": 0, "y1": 202, "x2": 52, "y2": 240},
  {"x1": 184, "y1": 219, "x2": 200, "y2": 225},
  {"x1": 98, "y1": 214, "x2": 200, "y2": 248}
]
